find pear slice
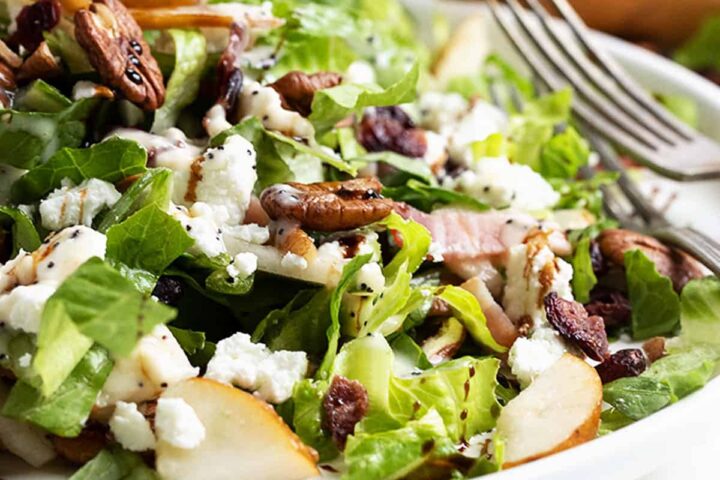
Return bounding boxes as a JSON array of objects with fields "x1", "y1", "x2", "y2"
[
  {"x1": 498, "y1": 354, "x2": 602, "y2": 468},
  {"x1": 432, "y1": 14, "x2": 491, "y2": 87},
  {"x1": 156, "y1": 378, "x2": 319, "y2": 480}
]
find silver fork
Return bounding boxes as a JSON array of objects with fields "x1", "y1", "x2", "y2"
[
  {"x1": 486, "y1": 78, "x2": 720, "y2": 277},
  {"x1": 487, "y1": 0, "x2": 720, "y2": 181}
]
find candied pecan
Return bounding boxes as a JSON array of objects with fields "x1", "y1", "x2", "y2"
[
  {"x1": 544, "y1": 292, "x2": 610, "y2": 361},
  {"x1": 51, "y1": 423, "x2": 109, "y2": 464},
  {"x1": 17, "y1": 42, "x2": 62, "y2": 82},
  {"x1": 152, "y1": 276, "x2": 183, "y2": 306},
  {"x1": 0, "y1": 40, "x2": 22, "y2": 69},
  {"x1": 9, "y1": 0, "x2": 61, "y2": 52},
  {"x1": 270, "y1": 71, "x2": 342, "y2": 117},
  {"x1": 358, "y1": 106, "x2": 428, "y2": 158},
  {"x1": 272, "y1": 220, "x2": 317, "y2": 258},
  {"x1": 595, "y1": 348, "x2": 648, "y2": 384},
  {"x1": 216, "y1": 22, "x2": 248, "y2": 119},
  {"x1": 598, "y1": 229, "x2": 705, "y2": 291},
  {"x1": 260, "y1": 177, "x2": 394, "y2": 232},
  {"x1": 642, "y1": 337, "x2": 666, "y2": 364},
  {"x1": 584, "y1": 288, "x2": 632, "y2": 328},
  {"x1": 0, "y1": 62, "x2": 16, "y2": 108},
  {"x1": 322, "y1": 375, "x2": 368, "y2": 449},
  {"x1": 74, "y1": 0, "x2": 165, "y2": 110}
]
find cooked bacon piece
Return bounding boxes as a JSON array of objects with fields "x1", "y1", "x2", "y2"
[
  {"x1": 260, "y1": 178, "x2": 394, "y2": 232},
  {"x1": 395, "y1": 204, "x2": 569, "y2": 265},
  {"x1": 584, "y1": 288, "x2": 632, "y2": 328},
  {"x1": 51, "y1": 424, "x2": 109, "y2": 464},
  {"x1": 322, "y1": 375, "x2": 368, "y2": 449},
  {"x1": 544, "y1": 292, "x2": 610, "y2": 361},
  {"x1": 270, "y1": 71, "x2": 342, "y2": 117},
  {"x1": 358, "y1": 106, "x2": 427, "y2": 158},
  {"x1": 595, "y1": 348, "x2": 648, "y2": 384},
  {"x1": 642, "y1": 337, "x2": 666, "y2": 364},
  {"x1": 598, "y1": 229, "x2": 704, "y2": 291}
]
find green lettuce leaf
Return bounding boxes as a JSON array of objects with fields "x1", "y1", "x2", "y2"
[
  {"x1": 152, "y1": 30, "x2": 207, "y2": 133},
  {"x1": 0, "y1": 97, "x2": 99, "y2": 170},
  {"x1": 96, "y1": 168, "x2": 174, "y2": 233},
  {"x1": 571, "y1": 235, "x2": 598, "y2": 304},
  {"x1": 309, "y1": 62, "x2": 419, "y2": 134},
  {"x1": 674, "y1": 15, "x2": 720, "y2": 71},
  {"x1": 44, "y1": 28, "x2": 93, "y2": 75},
  {"x1": 352, "y1": 152, "x2": 434, "y2": 187},
  {"x1": 2, "y1": 346, "x2": 112, "y2": 437},
  {"x1": 644, "y1": 347, "x2": 718, "y2": 401},
  {"x1": 539, "y1": 126, "x2": 590, "y2": 179},
  {"x1": 273, "y1": 34, "x2": 357, "y2": 79},
  {"x1": 656, "y1": 94, "x2": 699, "y2": 128},
  {"x1": 383, "y1": 179, "x2": 490, "y2": 213},
  {"x1": 167, "y1": 326, "x2": 215, "y2": 368},
  {"x1": 549, "y1": 172, "x2": 619, "y2": 218},
  {"x1": 69, "y1": 447, "x2": 159, "y2": 480},
  {"x1": 378, "y1": 212, "x2": 431, "y2": 278},
  {"x1": 0, "y1": 206, "x2": 41, "y2": 256},
  {"x1": 106, "y1": 205, "x2": 193, "y2": 292},
  {"x1": 291, "y1": 379, "x2": 339, "y2": 461},
  {"x1": 11, "y1": 138, "x2": 147, "y2": 203},
  {"x1": 625, "y1": 249, "x2": 680, "y2": 339},
  {"x1": 43, "y1": 258, "x2": 176, "y2": 358},
  {"x1": 14, "y1": 80, "x2": 72, "y2": 113},
  {"x1": 680, "y1": 277, "x2": 720, "y2": 347},
  {"x1": 602, "y1": 376, "x2": 672, "y2": 421},
  {"x1": 437, "y1": 286, "x2": 506, "y2": 353}
]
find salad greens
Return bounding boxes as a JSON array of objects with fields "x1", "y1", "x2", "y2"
[{"x1": 0, "y1": 0, "x2": 717, "y2": 478}]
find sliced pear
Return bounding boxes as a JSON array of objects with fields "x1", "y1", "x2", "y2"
[
  {"x1": 432, "y1": 14, "x2": 491, "y2": 87},
  {"x1": 498, "y1": 354, "x2": 602, "y2": 468},
  {"x1": 156, "y1": 378, "x2": 319, "y2": 480}
]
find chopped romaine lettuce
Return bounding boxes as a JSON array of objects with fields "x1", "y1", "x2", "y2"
[
  {"x1": 674, "y1": 16, "x2": 720, "y2": 71},
  {"x1": 680, "y1": 277, "x2": 720, "y2": 347},
  {"x1": 69, "y1": 447, "x2": 159, "y2": 480},
  {"x1": 571, "y1": 235, "x2": 598, "y2": 304},
  {"x1": 0, "y1": 206, "x2": 41, "y2": 256},
  {"x1": 437, "y1": 286, "x2": 506, "y2": 353}
]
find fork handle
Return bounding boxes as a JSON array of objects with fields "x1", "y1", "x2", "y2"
[{"x1": 651, "y1": 226, "x2": 720, "y2": 278}]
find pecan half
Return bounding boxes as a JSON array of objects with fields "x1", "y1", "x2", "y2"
[
  {"x1": 358, "y1": 106, "x2": 428, "y2": 158},
  {"x1": 584, "y1": 288, "x2": 632, "y2": 328},
  {"x1": 272, "y1": 220, "x2": 317, "y2": 259},
  {"x1": 322, "y1": 375, "x2": 368, "y2": 449},
  {"x1": 216, "y1": 22, "x2": 248, "y2": 120},
  {"x1": 595, "y1": 348, "x2": 648, "y2": 384},
  {"x1": 17, "y1": 42, "x2": 62, "y2": 82},
  {"x1": 9, "y1": 0, "x2": 61, "y2": 52},
  {"x1": 598, "y1": 229, "x2": 705, "y2": 291},
  {"x1": 270, "y1": 71, "x2": 342, "y2": 117},
  {"x1": 642, "y1": 337, "x2": 666, "y2": 364},
  {"x1": 260, "y1": 177, "x2": 394, "y2": 232},
  {"x1": 74, "y1": 0, "x2": 165, "y2": 110},
  {"x1": 544, "y1": 292, "x2": 610, "y2": 361},
  {"x1": 51, "y1": 423, "x2": 109, "y2": 464}
]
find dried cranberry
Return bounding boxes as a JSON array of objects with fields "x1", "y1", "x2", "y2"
[
  {"x1": 585, "y1": 288, "x2": 632, "y2": 328},
  {"x1": 322, "y1": 375, "x2": 368, "y2": 449},
  {"x1": 544, "y1": 292, "x2": 610, "y2": 361},
  {"x1": 152, "y1": 277, "x2": 183, "y2": 306},
  {"x1": 9, "y1": 0, "x2": 61, "y2": 52},
  {"x1": 589, "y1": 240, "x2": 606, "y2": 276},
  {"x1": 595, "y1": 349, "x2": 648, "y2": 384},
  {"x1": 358, "y1": 106, "x2": 427, "y2": 158}
]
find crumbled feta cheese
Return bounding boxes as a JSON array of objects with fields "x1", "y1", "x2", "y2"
[
  {"x1": 280, "y1": 252, "x2": 308, "y2": 271},
  {"x1": 17, "y1": 352, "x2": 31, "y2": 368},
  {"x1": 205, "y1": 332, "x2": 308, "y2": 404},
  {"x1": 447, "y1": 102, "x2": 508, "y2": 166},
  {"x1": 239, "y1": 81, "x2": 314, "y2": 139},
  {"x1": 417, "y1": 92, "x2": 469, "y2": 133},
  {"x1": 355, "y1": 262, "x2": 385, "y2": 295},
  {"x1": 344, "y1": 60, "x2": 376, "y2": 85},
  {"x1": 204, "y1": 104, "x2": 232, "y2": 138},
  {"x1": 509, "y1": 327, "x2": 567, "y2": 388},
  {"x1": 449, "y1": 157, "x2": 559, "y2": 211},
  {"x1": 223, "y1": 223, "x2": 270, "y2": 245},
  {"x1": 0, "y1": 164, "x2": 26, "y2": 204},
  {"x1": 170, "y1": 203, "x2": 226, "y2": 259},
  {"x1": 155, "y1": 398, "x2": 205, "y2": 450},
  {"x1": 109, "y1": 401, "x2": 156, "y2": 452},
  {"x1": 195, "y1": 135, "x2": 257, "y2": 226},
  {"x1": 226, "y1": 252, "x2": 257, "y2": 280},
  {"x1": 98, "y1": 325, "x2": 199, "y2": 407},
  {"x1": 428, "y1": 242, "x2": 445, "y2": 263},
  {"x1": 39, "y1": 178, "x2": 121, "y2": 231},
  {"x1": 422, "y1": 131, "x2": 448, "y2": 172},
  {"x1": 0, "y1": 284, "x2": 55, "y2": 334},
  {"x1": 17, "y1": 204, "x2": 35, "y2": 219}
]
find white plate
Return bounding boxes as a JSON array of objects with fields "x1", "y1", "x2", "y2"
[{"x1": 4, "y1": 2, "x2": 720, "y2": 479}]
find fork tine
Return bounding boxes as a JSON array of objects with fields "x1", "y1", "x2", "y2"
[
  {"x1": 524, "y1": 0, "x2": 685, "y2": 146},
  {"x1": 546, "y1": 0, "x2": 695, "y2": 141},
  {"x1": 502, "y1": 0, "x2": 665, "y2": 149}
]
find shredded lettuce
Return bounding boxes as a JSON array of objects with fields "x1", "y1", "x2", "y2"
[
  {"x1": 680, "y1": 277, "x2": 720, "y2": 347},
  {"x1": 625, "y1": 249, "x2": 681, "y2": 339},
  {"x1": 674, "y1": 15, "x2": 720, "y2": 71},
  {"x1": 291, "y1": 378, "x2": 339, "y2": 461},
  {"x1": 539, "y1": 126, "x2": 590, "y2": 179},
  {"x1": 378, "y1": 212, "x2": 431, "y2": 278},
  {"x1": 0, "y1": 206, "x2": 41, "y2": 256},
  {"x1": 2, "y1": 346, "x2": 112, "y2": 437},
  {"x1": 437, "y1": 286, "x2": 506, "y2": 353},
  {"x1": 152, "y1": 30, "x2": 208, "y2": 133},
  {"x1": 14, "y1": 80, "x2": 73, "y2": 113},
  {"x1": 69, "y1": 447, "x2": 159, "y2": 480},
  {"x1": 383, "y1": 179, "x2": 490, "y2": 213},
  {"x1": 11, "y1": 138, "x2": 148, "y2": 204},
  {"x1": 571, "y1": 235, "x2": 598, "y2": 304}
]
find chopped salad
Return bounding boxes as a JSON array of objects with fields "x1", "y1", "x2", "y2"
[{"x1": 0, "y1": 1, "x2": 718, "y2": 479}]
